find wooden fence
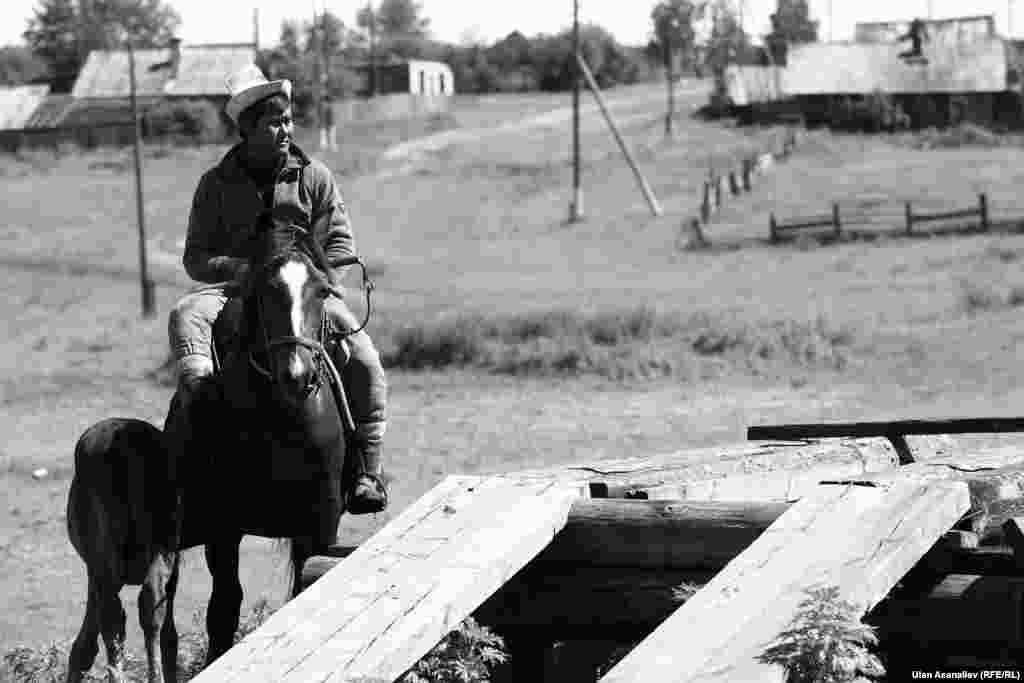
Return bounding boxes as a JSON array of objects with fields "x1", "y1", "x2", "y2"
[
  {"x1": 191, "y1": 419, "x2": 1024, "y2": 681},
  {"x1": 767, "y1": 193, "x2": 992, "y2": 243}
]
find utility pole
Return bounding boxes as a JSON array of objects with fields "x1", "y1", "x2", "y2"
[
  {"x1": 569, "y1": 0, "x2": 583, "y2": 222},
  {"x1": 128, "y1": 44, "x2": 155, "y2": 318},
  {"x1": 311, "y1": 1, "x2": 322, "y2": 134},
  {"x1": 367, "y1": 2, "x2": 378, "y2": 96},
  {"x1": 1010, "y1": 0, "x2": 1015, "y2": 37}
]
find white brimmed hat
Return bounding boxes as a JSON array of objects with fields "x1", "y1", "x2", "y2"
[{"x1": 224, "y1": 64, "x2": 292, "y2": 125}]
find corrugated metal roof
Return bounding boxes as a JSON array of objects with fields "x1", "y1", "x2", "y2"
[
  {"x1": 784, "y1": 38, "x2": 1007, "y2": 95},
  {"x1": 72, "y1": 49, "x2": 174, "y2": 98},
  {"x1": 72, "y1": 44, "x2": 254, "y2": 98},
  {"x1": 166, "y1": 45, "x2": 255, "y2": 96},
  {"x1": 0, "y1": 85, "x2": 50, "y2": 130},
  {"x1": 854, "y1": 15, "x2": 995, "y2": 46}
]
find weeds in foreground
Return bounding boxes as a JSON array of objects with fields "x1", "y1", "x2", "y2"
[
  {"x1": 2, "y1": 608, "x2": 507, "y2": 683},
  {"x1": 959, "y1": 279, "x2": 1024, "y2": 315},
  {"x1": 758, "y1": 586, "x2": 884, "y2": 683}
]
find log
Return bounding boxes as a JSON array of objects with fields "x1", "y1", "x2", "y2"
[
  {"x1": 749, "y1": 417, "x2": 1024, "y2": 440},
  {"x1": 535, "y1": 499, "x2": 787, "y2": 569}
]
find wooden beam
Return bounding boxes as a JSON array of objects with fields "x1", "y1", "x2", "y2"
[
  {"x1": 600, "y1": 480, "x2": 971, "y2": 683},
  {"x1": 190, "y1": 475, "x2": 583, "y2": 683},
  {"x1": 509, "y1": 437, "x2": 907, "y2": 498},
  {"x1": 749, "y1": 417, "x2": 1024, "y2": 441}
]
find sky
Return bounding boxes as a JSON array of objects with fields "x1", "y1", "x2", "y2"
[{"x1": 2, "y1": 0, "x2": 1022, "y2": 50}]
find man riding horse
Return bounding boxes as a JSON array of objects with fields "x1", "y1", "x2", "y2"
[{"x1": 167, "y1": 64, "x2": 388, "y2": 515}]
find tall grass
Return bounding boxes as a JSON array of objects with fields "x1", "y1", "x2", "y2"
[{"x1": 381, "y1": 307, "x2": 854, "y2": 380}]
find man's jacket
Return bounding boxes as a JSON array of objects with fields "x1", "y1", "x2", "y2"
[{"x1": 183, "y1": 143, "x2": 354, "y2": 283}]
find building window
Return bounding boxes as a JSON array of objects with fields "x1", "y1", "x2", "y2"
[{"x1": 419, "y1": 70, "x2": 425, "y2": 94}]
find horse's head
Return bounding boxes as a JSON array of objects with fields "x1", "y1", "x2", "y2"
[{"x1": 242, "y1": 223, "x2": 339, "y2": 404}]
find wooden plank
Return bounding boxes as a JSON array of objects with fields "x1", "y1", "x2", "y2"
[
  {"x1": 912, "y1": 208, "x2": 981, "y2": 222},
  {"x1": 776, "y1": 217, "x2": 835, "y2": 231},
  {"x1": 749, "y1": 417, "x2": 1024, "y2": 441},
  {"x1": 190, "y1": 475, "x2": 583, "y2": 683},
  {"x1": 599, "y1": 480, "x2": 971, "y2": 683}
]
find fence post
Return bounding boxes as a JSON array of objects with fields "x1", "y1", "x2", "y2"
[
  {"x1": 701, "y1": 181, "x2": 711, "y2": 223},
  {"x1": 832, "y1": 202, "x2": 841, "y2": 238},
  {"x1": 905, "y1": 202, "x2": 914, "y2": 236},
  {"x1": 742, "y1": 159, "x2": 753, "y2": 192},
  {"x1": 979, "y1": 193, "x2": 989, "y2": 231},
  {"x1": 770, "y1": 213, "x2": 779, "y2": 242}
]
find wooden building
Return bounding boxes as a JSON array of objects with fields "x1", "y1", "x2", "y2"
[{"x1": 725, "y1": 14, "x2": 1024, "y2": 129}]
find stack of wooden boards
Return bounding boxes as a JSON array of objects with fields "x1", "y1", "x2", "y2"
[{"x1": 195, "y1": 428, "x2": 1024, "y2": 682}]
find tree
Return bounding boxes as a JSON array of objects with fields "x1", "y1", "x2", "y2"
[
  {"x1": 765, "y1": 0, "x2": 818, "y2": 64},
  {"x1": 373, "y1": 0, "x2": 431, "y2": 58},
  {"x1": 0, "y1": 45, "x2": 52, "y2": 86},
  {"x1": 705, "y1": 0, "x2": 749, "y2": 107},
  {"x1": 24, "y1": 0, "x2": 181, "y2": 92},
  {"x1": 650, "y1": 0, "x2": 703, "y2": 137},
  {"x1": 375, "y1": 0, "x2": 430, "y2": 40}
]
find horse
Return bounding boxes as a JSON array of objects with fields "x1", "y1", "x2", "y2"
[
  {"x1": 165, "y1": 221, "x2": 358, "y2": 664},
  {"x1": 66, "y1": 417, "x2": 181, "y2": 683}
]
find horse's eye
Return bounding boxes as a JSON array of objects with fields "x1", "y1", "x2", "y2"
[{"x1": 316, "y1": 287, "x2": 331, "y2": 299}]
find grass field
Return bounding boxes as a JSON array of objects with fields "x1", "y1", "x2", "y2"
[{"x1": 5, "y1": 79, "x2": 1024, "y2": 679}]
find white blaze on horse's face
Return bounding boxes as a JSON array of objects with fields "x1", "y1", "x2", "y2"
[{"x1": 280, "y1": 261, "x2": 310, "y2": 379}]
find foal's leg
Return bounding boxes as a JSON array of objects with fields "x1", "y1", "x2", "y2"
[
  {"x1": 160, "y1": 553, "x2": 181, "y2": 683},
  {"x1": 138, "y1": 551, "x2": 179, "y2": 683},
  {"x1": 66, "y1": 575, "x2": 102, "y2": 683},
  {"x1": 289, "y1": 535, "x2": 317, "y2": 599},
  {"x1": 204, "y1": 535, "x2": 243, "y2": 665},
  {"x1": 98, "y1": 581, "x2": 127, "y2": 683}
]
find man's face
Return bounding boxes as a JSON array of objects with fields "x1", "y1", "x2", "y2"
[{"x1": 243, "y1": 104, "x2": 294, "y2": 163}]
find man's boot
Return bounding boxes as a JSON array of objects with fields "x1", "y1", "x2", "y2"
[{"x1": 347, "y1": 422, "x2": 388, "y2": 515}]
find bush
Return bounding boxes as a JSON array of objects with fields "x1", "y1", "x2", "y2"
[
  {"x1": 381, "y1": 308, "x2": 854, "y2": 380},
  {"x1": 144, "y1": 99, "x2": 226, "y2": 144}
]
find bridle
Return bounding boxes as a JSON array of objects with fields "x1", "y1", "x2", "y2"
[
  {"x1": 245, "y1": 250, "x2": 373, "y2": 427},
  {"x1": 249, "y1": 294, "x2": 331, "y2": 401}
]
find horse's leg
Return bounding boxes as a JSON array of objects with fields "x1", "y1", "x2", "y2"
[
  {"x1": 66, "y1": 575, "x2": 102, "y2": 683},
  {"x1": 98, "y1": 581, "x2": 127, "y2": 683},
  {"x1": 289, "y1": 535, "x2": 317, "y2": 599},
  {"x1": 138, "y1": 551, "x2": 179, "y2": 683},
  {"x1": 160, "y1": 552, "x2": 181, "y2": 683},
  {"x1": 204, "y1": 535, "x2": 243, "y2": 665}
]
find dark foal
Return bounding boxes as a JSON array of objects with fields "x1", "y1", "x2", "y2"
[
  {"x1": 167, "y1": 227, "x2": 352, "y2": 665},
  {"x1": 66, "y1": 418, "x2": 181, "y2": 683}
]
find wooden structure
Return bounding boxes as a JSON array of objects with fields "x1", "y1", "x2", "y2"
[
  {"x1": 905, "y1": 193, "x2": 989, "y2": 234},
  {"x1": 195, "y1": 422, "x2": 1024, "y2": 681},
  {"x1": 767, "y1": 194, "x2": 991, "y2": 243},
  {"x1": 770, "y1": 203, "x2": 842, "y2": 242}
]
